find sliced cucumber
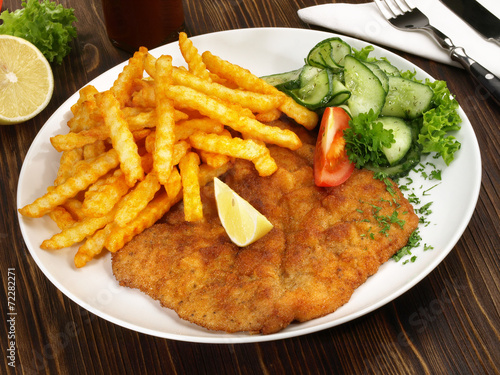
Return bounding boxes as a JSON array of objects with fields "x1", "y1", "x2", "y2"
[
  {"x1": 298, "y1": 65, "x2": 323, "y2": 86},
  {"x1": 381, "y1": 76, "x2": 433, "y2": 119},
  {"x1": 260, "y1": 68, "x2": 302, "y2": 87},
  {"x1": 344, "y1": 55, "x2": 387, "y2": 117},
  {"x1": 337, "y1": 104, "x2": 352, "y2": 118},
  {"x1": 307, "y1": 40, "x2": 333, "y2": 70},
  {"x1": 373, "y1": 59, "x2": 401, "y2": 77},
  {"x1": 306, "y1": 37, "x2": 351, "y2": 71},
  {"x1": 377, "y1": 117, "x2": 412, "y2": 165},
  {"x1": 284, "y1": 66, "x2": 334, "y2": 110},
  {"x1": 365, "y1": 142, "x2": 422, "y2": 179},
  {"x1": 363, "y1": 62, "x2": 389, "y2": 92},
  {"x1": 325, "y1": 80, "x2": 350, "y2": 106},
  {"x1": 328, "y1": 38, "x2": 351, "y2": 68}
]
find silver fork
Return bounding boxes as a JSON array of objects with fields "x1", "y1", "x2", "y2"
[{"x1": 374, "y1": 0, "x2": 500, "y2": 104}]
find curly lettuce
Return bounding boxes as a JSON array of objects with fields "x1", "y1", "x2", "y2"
[
  {"x1": 401, "y1": 71, "x2": 462, "y2": 165},
  {"x1": 0, "y1": 0, "x2": 77, "y2": 64},
  {"x1": 418, "y1": 79, "x2": 462, "y2": 165}
]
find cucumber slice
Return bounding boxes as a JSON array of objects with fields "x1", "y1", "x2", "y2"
[
  {"x1": 307, "y1": 40, "x2": 333, "y2": 69},
  {"x1": 381, "y1": 76, "x2": 433, "y2": 119},
  {"x1": 284, "y1": 66, "x2": 334, "y2": 110},
  {"x1": 324, "y1": 80, "x2": 350, "y2": 106},
  {"x1": 365, "y1": 142, "x2": 422, "y2": 179},
  {"x1": 377, "y1": 117, "x2": 412, "y2": 165},
  {"x1": 344, "y1": 55, "x2": 387, "y2": 117},
  {"x1": 373, "y1": 60, "x2": 401, "y2": 77},
  {"x1": 298, "y1": 65, "x2": 323, "y2": 86},
  {"x1": 261, "y1": 68, "x2": 302, "y2": 87},
  {"x1": 337, "y1": 104, "x2": 352, "y2": 118},
  {"x1": 363, "y1": 62, "x2": 389, "y2": 92},
  {"x1": 306, "y1": 37, "x2": 351, "y2": 71},
  {"x1": 328, "y1": 38, "x2": 351, "y2": 68}
]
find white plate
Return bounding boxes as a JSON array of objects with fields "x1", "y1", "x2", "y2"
[{"x1": 17, "y1": 28, "x2": 481, "y2": 344}]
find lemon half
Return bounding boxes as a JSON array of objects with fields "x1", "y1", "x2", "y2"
[
  {"x1": 214, "y1": 177, "x2": 273, "y2": 247},
  {"x1": 0, "y1": 35, "x2": 54, "y2": 125}
]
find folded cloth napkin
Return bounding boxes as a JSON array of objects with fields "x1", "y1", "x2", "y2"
[{"x1": 298, "y1": 1, "x2": 500, "y2": 77}]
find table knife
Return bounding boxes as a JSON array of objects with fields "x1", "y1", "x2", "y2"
[{"x1": 439, "y1": 0, "x2": 500, "y2": 45}]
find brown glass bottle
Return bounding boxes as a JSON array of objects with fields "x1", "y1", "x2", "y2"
[{"x1": 101, "y1": 0, "x2": 185, "y2": 53}]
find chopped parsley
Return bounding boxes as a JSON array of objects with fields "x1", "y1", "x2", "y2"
[{"x1": 393, "y1": 229, "x2": 422, "y2": 262}]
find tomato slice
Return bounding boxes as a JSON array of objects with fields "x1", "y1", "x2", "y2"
[{"x1": 314, "y1": 107, "x2": 355, "y2": 187}]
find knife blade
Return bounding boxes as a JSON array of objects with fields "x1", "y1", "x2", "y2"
[{"x1": 439, "y1": 0, "x2": 500, "y2": 45}]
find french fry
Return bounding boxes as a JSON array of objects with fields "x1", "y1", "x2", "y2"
[
  {"x1": 153, "y1": 55, "x2": 176, "y2": 185},
  {"x1": 131, "y1": 80, "x2": 156, "y2": 108},
  {"x1": 279, "y1": 96, "x2": 319, "y2": 131},
  {"x1": 165, "y1": 166, "x2": 181, "y2": 198},
  {"x1": 198, "y1": 150, "x2": 231, "y2": 169},
  {"x1": 172, "y1": 141, "x2": 191, "y2": 165},
  {"x1": 40, "y1": 210, "x2": 115, "y2": 250},
  {"x1": 105, "y1": 186, "x2": 182, "y2": 253},
  {"x1": 71, "y1": 85, "x2": 99, "y2": 115},
  {"x1": 62, "y1": 198, "x2": 86, "y2": 221},
  {"x1": 144, "y1": 52, "x2": 157, "y2": 78},
  {"x1": 165, "y1": 85, "x2": 301, "y2": 150},
  {"x1": 19, "y1": 149, "x2": 120, "y2": 218},
  {"x1": 125, "y1": 109, "x2": 157, "y2": 131},
  {"x1": 179, "y1": 152, "x2": 203, "y2": 222},
  {"x1": 68, "y1": 99, "x2": 103, "y2": 133},
  {"x1": 83, "y1": 140, "x2": 107, "y2": 160},
  {"x1": 111, "y1": 47, "x2": 148, "y2": 107},
  {"x1": 50, "y1": 125, "x2": 109, "y2": 152},
  {"x1": 98, "y1": 91, "x2": 144, "y2": 186},
  {"x1": 74, "y1": 224, "x2": 113, "y2": 268},
  {"x1": 132, "y1": 128, "x2": 151, "y2": 142},
  {"x1": 174, "y1": 118, "x2": 224, "y2": 142},
  {"x1": 145, "y1": 130, "x2": 156, "y2": 154},
  {"x1": 82, "y1": 169, "x2": 130, "y2": 217},
  {"x1": 188, "y1": 131, "x2": 277, "y2": 176},
  {"x1": 113, "y1": 172, "x2": 162, "y2": 227},
  {"x1": 202, "y1": 51, "x2": 318, "y2": 129},
  {"x1": 178, "y1": 32, "x2": 211, "y2": 81},
  {"x1": 255, "y1": 108, "x2": 282, "y2": 123},
  {"x1": 171, "y1": 67, "x2": 284, "y2": 113},
  {"x1": 141, "y1": 151, "x2": 154, "y2": 173},
  {"x1": 54, "y1": 148, "x2": 83, "y2": 186},
  {"x1": 47, "y1": 206, "x2": 77, "y2": 230}
]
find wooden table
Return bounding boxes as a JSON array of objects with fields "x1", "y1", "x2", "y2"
[{"x1": 1, "y1": 0, "x2": 499, "y2": 374}]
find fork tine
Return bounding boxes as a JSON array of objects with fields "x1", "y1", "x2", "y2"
[
  {"x1": 373, "y1": 0, "x2": 397, "y2": 19},
  {"x1": 374, "y1": 0, "x2": 403, "y2": 18},
  {"x1": 394, "y1": 0, "x2": 413, "y2": 12},
  {"x1": 384, "y1": 0, "x2": 405, "y2": 16}
]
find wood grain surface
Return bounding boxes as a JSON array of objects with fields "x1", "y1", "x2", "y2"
[{"x1": 1, "y1": 0, "x2": 499, "y2": 374}]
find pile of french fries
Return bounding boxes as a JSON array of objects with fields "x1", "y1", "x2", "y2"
[{"x1": 18, "y1": 33, "x2": 318, "y2": 268}]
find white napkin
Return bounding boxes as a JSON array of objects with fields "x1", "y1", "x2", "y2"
[{"x1": 298, "y1": 0, "x2": 500, "y2": 77}]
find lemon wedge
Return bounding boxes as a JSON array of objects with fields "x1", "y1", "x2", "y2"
[
  {"x1": 0, "y1": 35, "x2": 54, "y2": 125},
  {"x1": 214, "y1": 177, "x2": 273, "y2": 247}
]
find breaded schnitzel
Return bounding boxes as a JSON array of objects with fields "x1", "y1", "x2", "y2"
[{"x1": 112, "y1": 121, "x2": 419, "y2": 334}]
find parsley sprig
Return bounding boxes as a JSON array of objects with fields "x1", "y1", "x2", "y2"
[{"x1": 343, "y1": 109, "x2": 394, "y2": 168}]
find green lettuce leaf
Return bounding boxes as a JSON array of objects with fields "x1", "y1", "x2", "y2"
[
  {"x1": 0, "y1": 0, "x2": 77, "y2": 64},
  {"x1": 417, "y1": 79, "x2": 462, "y2": 165}
]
